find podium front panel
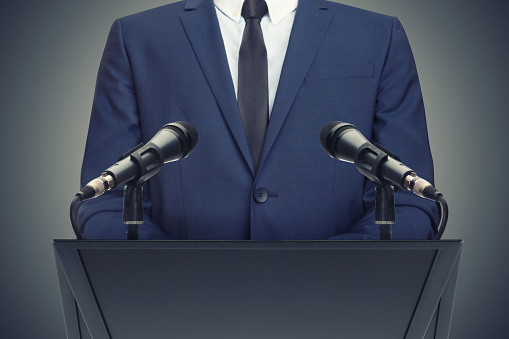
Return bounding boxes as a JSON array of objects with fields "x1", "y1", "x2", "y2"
[{"x1": 53, "y1": 240, "x2": 462, "y2": 339}]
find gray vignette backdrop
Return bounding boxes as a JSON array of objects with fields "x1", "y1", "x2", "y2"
[{"x1": 1, "y1": 0, "x2": 507, "y2": 338}]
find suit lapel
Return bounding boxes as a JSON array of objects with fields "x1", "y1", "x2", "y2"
[
  {"x1": 259, "y1": 0, "x2": 332, "y2": 168},
  {"x1": 180, "y1": 0, "x2": 256, "y2": 175}
]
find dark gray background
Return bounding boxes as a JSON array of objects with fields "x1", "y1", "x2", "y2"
[{"x1": 0, "y1": 0, "x2": 507, "y2": 338}]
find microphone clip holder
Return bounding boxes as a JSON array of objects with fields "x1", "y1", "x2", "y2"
[
  {"x1": 118, "y1": 142, "x2": 164, "y2": 240},
  {"x1": 354, "y1": 142, "x2": 390, "y2": 187}
]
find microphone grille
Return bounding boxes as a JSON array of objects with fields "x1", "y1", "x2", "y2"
[
  {"x1": 320, "y1": 121, "x2": 356, "y2": 158},
  {"x1": 164, "y1": 121, "x2": 199, "y2": 158}
]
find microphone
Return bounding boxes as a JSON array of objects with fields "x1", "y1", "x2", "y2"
[
  {"x1": 320, "y1": 121, "x2": 441, "y2": 201},
  {"x1": 78, "y1": 121, "x2": 198, "y2": 201}
]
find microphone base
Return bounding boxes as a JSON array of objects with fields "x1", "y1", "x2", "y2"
[
  {"x1": 126, "y1": 225, "x2": 140, "y2": 240},
  {"x1": 378, "y1": 224, "x2": 392, "y2": 241}
]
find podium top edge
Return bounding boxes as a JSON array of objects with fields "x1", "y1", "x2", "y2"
[
  {"x1": 52, "y1": 239, "x2": 463, "y2": 252},
  {"x1": 52, "y1": 239, "x2": 463, "y2": 243}
]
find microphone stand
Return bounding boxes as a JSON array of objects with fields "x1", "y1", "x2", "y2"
[
  {"x1": 123, "y1": 184, "x2": 144, "y2": 240},
  {"x1": 375, "y1": 183, "x2": 395, "y2": 240}
]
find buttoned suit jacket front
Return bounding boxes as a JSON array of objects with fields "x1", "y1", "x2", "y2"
[{"x1": 79, "y1": 0, "x2": 438, "y2": 240}]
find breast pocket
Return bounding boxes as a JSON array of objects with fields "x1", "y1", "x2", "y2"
[{"x1": 305, "y1": 64, "x2": 374, "y2": 82}]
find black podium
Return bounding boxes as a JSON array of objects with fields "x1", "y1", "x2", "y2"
[{"x1": 53, "y1": 240, "x2": 462, "y2": 339}]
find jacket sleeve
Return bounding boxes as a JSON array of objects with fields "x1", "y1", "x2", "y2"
[
  {"x1": 329, "y1": 17, "x2": 439, "y2": 240},
  {"x1": 78, "y1": 19, "x2": 170, "y2": 239}
]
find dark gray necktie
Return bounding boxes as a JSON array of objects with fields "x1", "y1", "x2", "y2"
[{"x1": 238, "y1": 0, "x2": 269, "y2": 172}]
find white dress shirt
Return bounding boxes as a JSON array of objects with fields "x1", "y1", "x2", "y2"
[{"x1": 214, "y1": 0, "x2": 298, "y2": 116}]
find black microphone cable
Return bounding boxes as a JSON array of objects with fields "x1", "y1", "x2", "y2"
[
  {"x1": 408, "y1": 177, "x2": 448, "y2": 240},
  {"x1": 70, "y1": 195, "x2": 85, "y2": 240},
  {"x1": 70, "y1": 185, "x2": 97, "y2": 239},
  {"x1": 435, "y1": 195, "x2": 448, "y2": 240}
]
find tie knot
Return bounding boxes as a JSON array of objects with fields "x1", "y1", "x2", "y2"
[{"x1": 241, "y1": 0, "x2": 268, "y2": 21}]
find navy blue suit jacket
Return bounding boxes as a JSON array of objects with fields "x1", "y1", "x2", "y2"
[{"x1": 79, "y1": 0, "x2": 438, "y2": 240}]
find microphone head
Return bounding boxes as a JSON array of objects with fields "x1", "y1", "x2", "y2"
[
  {"x1": 163, "y1": 121, "x2": 199, "y2": 159},
  {"x1": 320, "y1": 121, "x2": 358, "y2": 161}
]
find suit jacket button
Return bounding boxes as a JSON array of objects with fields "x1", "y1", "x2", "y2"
[{"x1": 254, "y1": 188, "x2": 268, "y2": 203}]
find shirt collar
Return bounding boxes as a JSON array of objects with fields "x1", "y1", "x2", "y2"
[{"x1": 214, "y1": 0, "x2": 298, "y2": 25}]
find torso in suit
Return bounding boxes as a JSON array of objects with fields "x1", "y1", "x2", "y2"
[{"x1": 79, "y1": 0, "x2": 438, "y2": 240}]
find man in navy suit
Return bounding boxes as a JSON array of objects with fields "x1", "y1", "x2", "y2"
[{"x1": 79, "y1": 0, "x2": 439, "y2": 240}]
